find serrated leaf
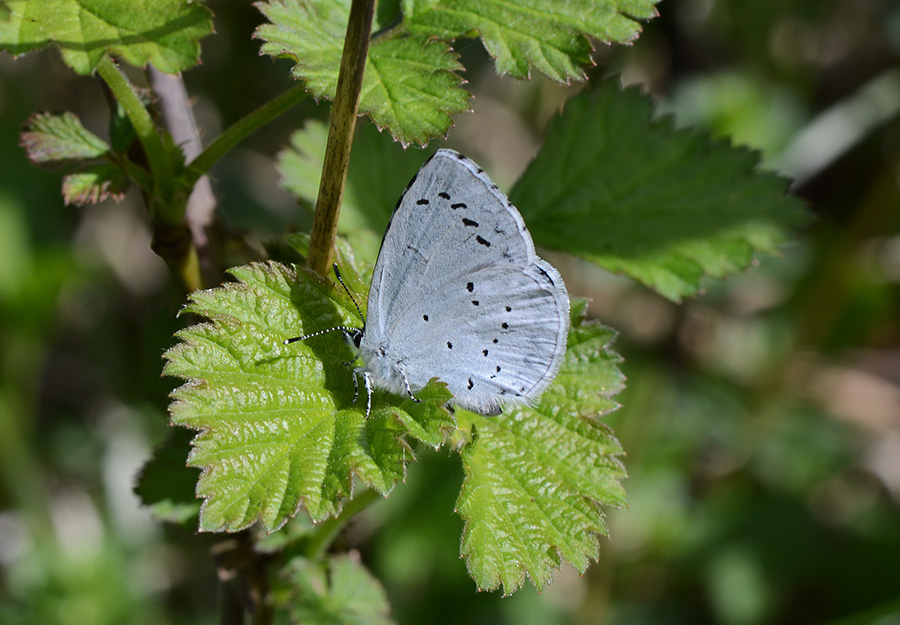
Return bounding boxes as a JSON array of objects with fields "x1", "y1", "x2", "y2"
[
  {"x1": 277, "y1": 120, "x2": 428, "y2": 264},
  {"x1": 62, "y1": 164, "x2": 130, "y2": 205},
  {"x1": 511, "y1": 83, "x2": 811, "y2": 301},
  {"x1": 20, "y1": 111, "x2": 109, "y2": 167},
  {"x1": 0, "y1": 0, "x2": 213, "y2": 75},
  {"x1": 133, "y1": 428, "x2": 201, "y2": 525},
  {"x1": 163, "y1": 261, "x2": 452, "y2": 532},
  {"x1": 256, "y1": 0, "x2": 469, "y2": 146},
  {"x1": 405, "y1": 0, "x2": 659, "y2": 82},
  {"x1": 280, "y1": 555, "x2": 395, "y2": 625},
  {"x1": 455, "y1": 302, "x2": 626, "y2": 594}
]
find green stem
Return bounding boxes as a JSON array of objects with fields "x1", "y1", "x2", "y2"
[
  {"x1": 186, "y1": 84, "x2": 309, "y2": 186},
  {"x1": 305, "y1": 489, "x2": 381, "y2": 559},
  {"x1": 307, "y1": 0, "x2": 377, "y2": 275},
  {"x1": 95, "y1": 55, "x2": 175, "y2": 218}
]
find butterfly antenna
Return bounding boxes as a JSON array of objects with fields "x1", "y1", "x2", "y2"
[
  {"x1": 282, "y1": 264, "x2": 365, "y2": 345},
  {"x1": 332, "y1": 263, "x2": 365, "y2": 327}
]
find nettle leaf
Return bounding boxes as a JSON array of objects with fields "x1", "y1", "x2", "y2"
[
  {"x1": 163, "y1": 261, "x2": 453, "y2": 532},
  {"x1": 280, "y1": 555, "x2": 394, "y2": 625},
  {"x1": 256, "y1": 0, "x2": 469, "y2": 147},
  {"x1": 0, "y1": 0, "x2": 213, "y2": 75},
  {"x1": 134, "y1": 428, "x2": 201, "y2": 525},
  {"x1": 20, "y1": 111, "x2": 108, "y2": 167},
  {"x1": 277, "y1": 120, "x2": 428, "y2": 264},
  {"x1": 62, "y1": 164, "x2": 130, "y2": 205},
  {"x1": 455, "y1": 300, "x2": 626, "y2": 594},
  {"x1": 404, "y1": 0, "x2": 659, "y2": 82},
  {"x1": 511, "y1": 83, "x2": 810, "y2": 302}
]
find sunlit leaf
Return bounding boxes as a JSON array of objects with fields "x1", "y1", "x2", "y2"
[
  {"x1": 405, "y1": 0, "x2": 659, "y2": 82},
  {"x1": 455, "y1": 301, "x2": 626, "y2": 594},
  {"x1": 163, "y1": 261, "x2": 452, "y2": 532},
  {"x1": 0, "y1": 0, "x2": 213, "y2": 74},
  {"x1": 256, "y1": 0, "x2": 469, "y2": 146}
]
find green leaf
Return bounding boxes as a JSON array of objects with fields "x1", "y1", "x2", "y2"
[
  {"x1": 404, "y1": 0, "x2": 659, "y2": 82},
  {"x1": 163, "y1": 261, "x2": 452, "y2": 532},
  {"x1": 277, "y1": 120, "x2": 429, "y2": 265},
  {"x1": 511, "y1": 83, "x2": 811, "y2": 301},
  {"x1": 455, "y1": 301, "x2": 626, "y2": 594},
  {"x1": 280, "y1": 555, "x2": 394, "y2": 625},
  {"x1": 256, "y1": 0, "x2": 469, "y2": 147},
  {"x1": 20, "y1": 111, "x2": 109, "y2": 167},
  {"x1": 133, "y1": 428, "x2": 201, "y2": 525},
  {"x1": 0, "y1": 0, "x2": 213, "y2": 75},
  {"x1": 62, "y1": 164, "x2": 130, "y2": 205}
]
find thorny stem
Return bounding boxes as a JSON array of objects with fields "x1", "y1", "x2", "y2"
[{"x1": 306, "y1": 0, "x2": 377, "y2": 275}]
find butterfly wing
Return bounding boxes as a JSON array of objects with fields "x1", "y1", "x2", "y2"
[{"x1": 361, "y1": 149, "x2": 569, "y2": 414}]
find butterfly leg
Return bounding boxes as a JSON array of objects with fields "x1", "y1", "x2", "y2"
[
  {"x1": 363, "y1": 371, "x2": 374, "y2": 418},
  {"x1": 399, "y1": 367, "x2": 421, "y2": 404},
  {"x1": 348, "y1": 364, "x2": 360, "y2": 404}
]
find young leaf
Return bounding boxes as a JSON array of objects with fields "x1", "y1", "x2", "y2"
[
  {"x1": 511, "y1": 83, "x2": 810, "y2": 301},
  {"x1": 277, "y1": 120, "x2": 428, "y2": 264},
  {"x1": 134, "y1": 427, "x2": 201, "y2": 525},
  {"x1": 279, "y1": 554, "x2": 394, "y2": 625},
  {"x1": 62, "y1": 164, "x2": 130, "y2": 206},
  {"x1": 405, "y1": 0, "x2": 660, "y2": 82},
  {"x1": 163, "y1": 261, "x2": 452, "y2": 532},
  {"x1": 20, "y1": 111, "x2": 109, "y2": 167},
  {"x1": 455, "y1": 301, "x2": 626, "y2": 594},
  {"x1": 0, "y1": 0, "x2": 213, "y2": 75},
  {"x1": 256, "y1": 0, "x2": 469, "y2": 147}
]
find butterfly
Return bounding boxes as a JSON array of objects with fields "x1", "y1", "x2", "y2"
[{"x1": 287, "y1": 149, "x2": 569, "y2": 416}]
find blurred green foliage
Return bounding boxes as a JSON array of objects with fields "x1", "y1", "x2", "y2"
[{"x1": 1, "y1": 1, "x2": 899, "y2": 624}]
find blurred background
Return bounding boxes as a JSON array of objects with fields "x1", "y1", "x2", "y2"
[{"x1": 1, "y1": 1, "x2": 899, "y2": 624}]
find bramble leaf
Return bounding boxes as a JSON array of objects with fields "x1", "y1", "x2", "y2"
[
  {"x1": 163, "y1": 261, "x2": 453, "y2": 532},
  {"x1": 404, "y1": 0, "x2": 659, "y2": 82},
  {"x1": 256, "y1": 0, "x2": 469, "y2": 147},
  {"x1": 257, "y1": 0, "x2": 659, "y2": 145},
  {"x1": 280, "y1": 555, "x2": 394, "y2": 625},
  {"x1": 277, "y1": 120, "x2": 427, "y2": 264},
  {"x1": 62, "y1": 164, "x2": 130, "y2": 205},
  {"x1": 0, "y1": 0, "x2": 213, "y2": 75},
  {"x1": 455, "y1": 301, "x2": 626, "y2": 594},
  {"x1": 511, "y1": 83, "x2": 810, "y2": 301},
  {"x1": 20, "y1": 112, "x2": 108, "y2": 167}
]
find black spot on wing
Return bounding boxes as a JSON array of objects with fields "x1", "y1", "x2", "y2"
[
  {"x1": 451, "y1": 203, "x2": 467, "y2": 210},
  {"x1": 416, "y1": 198, "x2": 429, "y2": 205},
  {"x1": 447, "y1": 341, "x2": 453, "y2": 349},
  {"x1": 462, "y1": 218, "x2": 478, "y2": 227},
  {"x1": 472, "y1": 300, "x2": 479, "y2": 306},
  {"x1": 476, "y1": 235, "x2": 491, "y2": 247},
  {"x1": 467, "y1": 378, "x2": 474, "y2": 390},
  {"x1": 466, "y1": 282, "x2": 474, "y2": 292},
  {"x1": 438, "y1": 191, "x2": 450, "y2": 200}
]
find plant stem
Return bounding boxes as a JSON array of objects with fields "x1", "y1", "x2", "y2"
[
  {"x1": 305, "y1": 489, "x2": 381, "y2": 559},
  {"x1": 186, "y1": 84, "x2": 309, "y2": 186},
  {"x1": 95, "y1": 55, "x2": 175, "y2": 219},
  {"x1": 306, "y1": 0, "x2": 377, "y2": 275}
]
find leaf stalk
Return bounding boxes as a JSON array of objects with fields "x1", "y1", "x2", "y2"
[{"x1": 306, "y1": 0, "x2": 377, "y2": 275}]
